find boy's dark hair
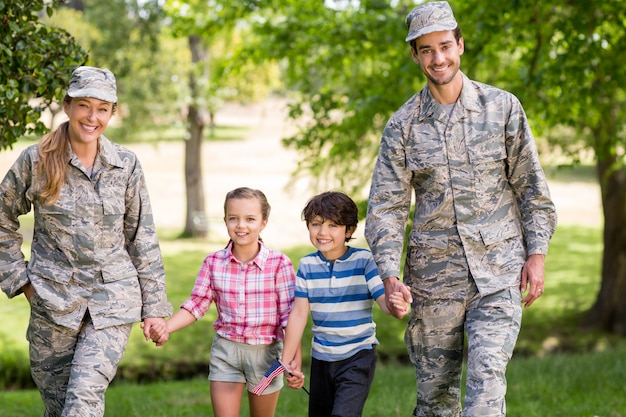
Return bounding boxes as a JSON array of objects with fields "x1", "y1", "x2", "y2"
[{"x1": 302, "y1": 191, "x2": 358, "y2": 242}]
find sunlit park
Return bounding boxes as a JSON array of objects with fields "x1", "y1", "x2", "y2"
[{"x1": 1, "y1": 1, "x2": 626, "y2": 416}]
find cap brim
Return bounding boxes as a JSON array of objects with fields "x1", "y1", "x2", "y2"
[
  {"x1": 405, "y1": 23, "x2": 457, "y2": 42},
  {"x1": 68, "y1": 88, "x2": 117, "y2": 103}
]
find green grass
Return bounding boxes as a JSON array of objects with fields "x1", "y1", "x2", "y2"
[{"x1": 2, "y1": 347, "x2": 625, "y2": 416}]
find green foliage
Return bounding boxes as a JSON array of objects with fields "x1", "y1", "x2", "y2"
[
  {"x1": 250, "y1": 0, "x2": 626, "y2": 188},
  {"x1": 45, "y1": 1, "x2": 189, "y2": 140},
  {"x1": 457, "y1": 1, "x2": 626, "y2": 161},
  {"x1": 163, "y1": 0, "x2": 263, "y2": 39},
  {"x1": 250, "y1": 1, "x2": 419, "y2": 192},
  {"x1": 0, "y1": 0, "x2": 87, "y2": 149},
  {"x1": 162, "y1": 0, "x2": 282, "y2": 116}
]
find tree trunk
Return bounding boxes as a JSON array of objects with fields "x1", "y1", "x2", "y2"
[
  {"x1": 584, "y1": 153, "x2": 626, "y2": 334},
  {"x1": 183, "y1": 35, "x2": 208, "y2": 238}
]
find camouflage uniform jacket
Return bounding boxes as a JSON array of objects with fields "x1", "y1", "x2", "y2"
[
  {"x1": 0, "y1": 135, "x2": 172, "y2": 329},
  {"x1": 365, "y1": 73, "x2": 557, "y2": 296}
]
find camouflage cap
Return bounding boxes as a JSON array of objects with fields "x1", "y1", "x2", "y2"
[
  {"x1": 405, "y1": 1, "x2": 458, "y2": 42},
  {"x1": 67, "y1": 66, "x2": 118, "y2": 103}
]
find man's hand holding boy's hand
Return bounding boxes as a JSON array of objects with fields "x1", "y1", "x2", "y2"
[{"x1": 389, "y1": 290, "x2": 410, "y2": 318}]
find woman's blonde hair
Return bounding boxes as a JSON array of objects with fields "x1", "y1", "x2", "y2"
[{"x1": 36, "y1": 95, "x2": 74, "y2": 205}]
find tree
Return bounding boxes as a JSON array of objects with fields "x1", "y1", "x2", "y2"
[
  {"x1": 0, "y1": 0, "x2": 87, "y2": 149},
  {"x1": 252, "y1": 0, "x2": 626, "y2": 334},
  {"x1": 502, "y1": 1, "x2": 625, "y2": 333},
  {"x1": 163, "y1": 0, "x2": 272, "y2": 238},
  {"x1": 250, "y1": 0, "x2": 412, "y2": 192},
  {"x1": 49, "y1": 0, "x2": 184, "y2": 139}
]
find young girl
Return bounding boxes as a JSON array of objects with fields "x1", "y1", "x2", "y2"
[{"x1": 151, "y1": 187, "x2": 296, "y2": 417}]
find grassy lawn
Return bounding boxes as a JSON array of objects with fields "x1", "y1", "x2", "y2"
[{"x1": 2, "y1": 346, "x2": 625, "y2": 416}]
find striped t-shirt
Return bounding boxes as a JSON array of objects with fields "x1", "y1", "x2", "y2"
[{"x1": 295, "y1": 246, "x2": 385, "y2": 362}]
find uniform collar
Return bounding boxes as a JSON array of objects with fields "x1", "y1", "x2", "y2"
[
  {"x1": 417, "y1": 72, "x2": 482, "y2": 121},
  {"x1": 96, "y1": 135, "x2": 125, "y2": 169},
  {"x1": 65, "y1": 134, "x2": 124, "y2": 170}
]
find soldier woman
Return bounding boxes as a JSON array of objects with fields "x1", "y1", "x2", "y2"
[{"x1": 0, "y1": 66, "x2": 172, "y2": 417}]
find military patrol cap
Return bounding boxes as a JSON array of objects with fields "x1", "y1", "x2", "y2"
[
  {"x1": 405, "y1": 1, "x2": 458, "y2": 42},
  {"x1": 68, "y1": 66, "x2": 118, "y2": 103}
]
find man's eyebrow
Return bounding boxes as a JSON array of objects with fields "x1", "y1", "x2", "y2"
[{"x1": 418, "y1": 40, "x2": 454, "y2": 50}]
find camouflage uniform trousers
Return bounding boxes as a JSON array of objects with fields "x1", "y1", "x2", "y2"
[
  {"x1": 403, "y1": 238, "x2": 522, "y2": 417},
  {"x1": 27, "y1": 294, "x2": 132, "y2": 417}
]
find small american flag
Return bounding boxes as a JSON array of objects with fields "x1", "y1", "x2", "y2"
[{"x1": 251, "y1": 360, "x2": 286, "y2": 395}]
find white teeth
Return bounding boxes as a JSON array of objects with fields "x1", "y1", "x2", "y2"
[{"x1": 81, "y1": 124, "x2": 97, "y2": 132}]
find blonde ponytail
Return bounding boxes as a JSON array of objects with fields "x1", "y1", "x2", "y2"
[{"x1": 37, "y1": 120, "x2": 70, "y2": 205}]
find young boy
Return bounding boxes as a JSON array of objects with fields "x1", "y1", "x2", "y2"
[{"x1": 281, "y1": 191, "x2": 407, "y2": 417}]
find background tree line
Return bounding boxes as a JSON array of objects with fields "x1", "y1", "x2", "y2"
[{"x1": 1, "y1": 0, "x2": 625, "y2": 335}]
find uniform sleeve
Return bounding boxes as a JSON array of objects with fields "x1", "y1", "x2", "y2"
[
  {"x1": 123, "y1": 156, "x2": 172, "y2": 319},
  {"x1": 0, "y1": 151, "x2": 33, "y2": 298},
  {"x1": 505, "y1": 96, "x2": 557, "y2": 255},
  {"x1": 365, "y1": 116, "x2": 413, "y2": 279}
]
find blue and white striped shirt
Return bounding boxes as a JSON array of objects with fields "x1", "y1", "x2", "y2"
[{"x1": 295, "y1": 246, "x2": 385, "y2": 362}]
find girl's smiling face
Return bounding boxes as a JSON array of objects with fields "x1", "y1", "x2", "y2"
[{"x1": 224, "y1": 197, "x2": 267, "y2": 248}]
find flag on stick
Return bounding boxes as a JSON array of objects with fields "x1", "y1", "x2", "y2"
[
  {"x1": 251, "y1": 360, "x2": 286, "y2": 395},
  {"x1": 279, "y1": 359, "x2": 310, "y2": 395}
]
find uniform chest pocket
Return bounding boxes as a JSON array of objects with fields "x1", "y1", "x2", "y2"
[
  {"x1": 97, "y1": 182, "x2": 127, "y2": 241},
  {"x1": 38, "y1": 197, "x2": 74, "y2": 228},
  {"x1": 98, "y1": 176, "x2": 128, "y2": 217},
  {"x1": 466, "y1": 129, "x2": 508, "y2": 193},
  {"x1": 466, "y1": 126, "x2": 507, "y2": 165},
  {"x1": 405, "y1": 134, "x2": 447, "y2": 171}
]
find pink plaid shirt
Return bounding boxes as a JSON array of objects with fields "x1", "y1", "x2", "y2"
[{"x1": 181, "y1": 241, "x2": 296, "y2": 345}]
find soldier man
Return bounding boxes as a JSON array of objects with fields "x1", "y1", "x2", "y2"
[
  {"x1": 0, "y1": 66, "x2": 172, "y2": 417},
  {"x1": 364, "y1": 2, "x2": 557, "y2": 416}
]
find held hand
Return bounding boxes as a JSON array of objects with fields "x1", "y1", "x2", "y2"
[
  {"x1": 285, "y1": 370, "x2": 305, "y2": 389},
  {"x1": 283, "y1": 360, "x2": 305, "y2": 390},
  {"x1": 141, "y1": 317, "x2": 169, "y2": 346},
  {"x1": 388, "y1": 290, "x2": 410, "y2": 318},
  {"x1": 150, "y1": 325, "x2": 170, "y2": 347},
  {"x1": 520, "y1": 254, "x2": 545, "y2": 308},
  {"x1": 384, "y1": 277, "x2": 412, "y2": 319}
]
